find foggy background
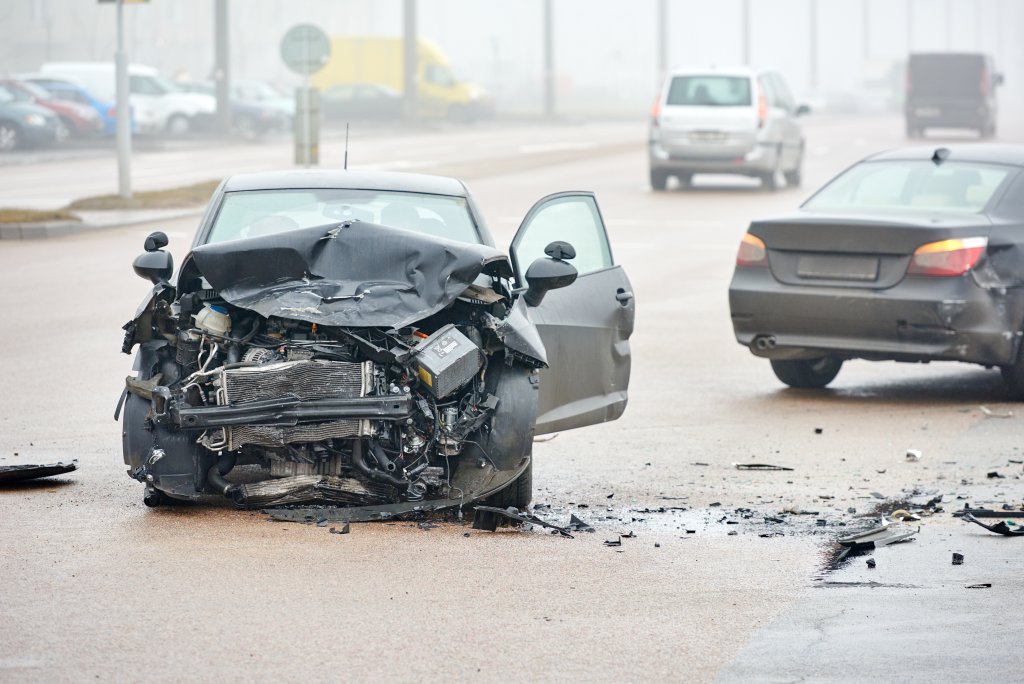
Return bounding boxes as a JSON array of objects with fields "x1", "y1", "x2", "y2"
[{"x1": 2, "y1": 0, "x2": 1022, "y2": 118}]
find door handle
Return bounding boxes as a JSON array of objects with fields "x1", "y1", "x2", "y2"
[{"x1": 615, "y1": 289, "x2": 633, "y2": 304}]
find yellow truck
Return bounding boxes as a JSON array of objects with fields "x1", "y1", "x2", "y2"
[{"x1": 312, "y1": 36, "x2": 493, "y2": 121}]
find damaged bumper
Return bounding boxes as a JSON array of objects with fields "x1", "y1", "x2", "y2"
[{"x1": 729, "y1": 267, "x2": 1024, "y2": 364}]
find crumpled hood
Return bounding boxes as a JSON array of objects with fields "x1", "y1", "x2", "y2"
[{"x1": 184, "y1": 221, "x2": 511, "y2": 329}]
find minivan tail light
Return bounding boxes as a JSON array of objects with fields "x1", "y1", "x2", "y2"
[
  {"x1": 650, "y1": 96, "x2": 661, "y2": 127},
  {"x1": 979, "y1": 66, "x2": 989, "y2": 98},
  {"x1": 757, "y1": 91, "x2": 768, "y2": 128},
  {"x1": 736, "y1": 233, "x2": 768, "y2": 267},
  {"x1": 907, "y1": 237, "x2": 987, "y2": 277}
]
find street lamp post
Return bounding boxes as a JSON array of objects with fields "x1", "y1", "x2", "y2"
[{"x1": 115, "y1": 0, "x2": 131, "y2": 199}]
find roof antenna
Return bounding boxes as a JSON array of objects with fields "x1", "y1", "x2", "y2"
[
  {"x1": 343, "y1": 123, "x2": 350, "y2": 170},
  {"x1": 932, "y1": 147, "x2": 950, "y2": 165}
]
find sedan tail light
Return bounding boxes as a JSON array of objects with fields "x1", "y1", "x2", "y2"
[
  {"x1": 736, "y1": 233, "x2": 768, "y2": 267},
  {"x1": 650, "y1": 96, "x2": 661, "y2": 128},
  {"x1": 907, "y1": 237, "x2": 987, "y2": 277}
]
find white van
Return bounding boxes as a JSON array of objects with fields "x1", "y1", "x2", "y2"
[
  {"x1": 648, "y1": 67, "x2": 808, "y2": 191},
  {"x1": 40, "y1": 62, "x2": 215, "y2": 135}
]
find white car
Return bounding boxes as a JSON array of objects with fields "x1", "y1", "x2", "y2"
[
  {"x1": 40, "y1": 62, "x2": 215, "y2": 135},
  {"x1": 648, "y1": 67, "x2": 808, "y2": 191}
]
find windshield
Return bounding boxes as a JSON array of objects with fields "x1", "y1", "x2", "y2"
[
  {"x1": 208, "y1": 188, "x2": 481, "y2": 245},
  {"x1": 666, "y1": 75, "x2": 751, "y2": 106},
  {"x1": 16, "y1": 81, "x2": 53, "y2": 100},
  {"x1": 0, "y1": 83, "x2": 31, "y2": 102},
  {"x1": 804, "y1": 160, "x2": 1012, "y2": 215},
  {"x1": 0, "y1": 86, "x2": 13, "y2": 104}
]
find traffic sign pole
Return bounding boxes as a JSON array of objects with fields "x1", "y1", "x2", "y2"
[{"x1": 115, "y1": 0, "x2": 131, "y2": 199}]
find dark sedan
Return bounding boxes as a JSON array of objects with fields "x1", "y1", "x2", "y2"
[
  {"x1": 729, "y1": 144, "x2": 1024, "y2": 396},
  {"x1": 322, "y1": 83, "x2": 402, "y2": 122}
]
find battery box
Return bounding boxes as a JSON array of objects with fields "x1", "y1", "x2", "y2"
[{"x1": 414, "y1": 324, "x2": 483, "y2": 398}]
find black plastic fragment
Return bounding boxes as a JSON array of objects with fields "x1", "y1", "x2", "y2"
[
  {"x1": 0, "y1": 460, "x2": 78, "y2": 484},
  {"x1": 961, "y1": 513, "x2": 1024, "y2": 537},
  {"x1": 734, "y1": 463, "x2": 793, "y2": 471},
  {"x1": 966, "y1": 583, "x2": 991, "y2": 589},
  {"x1": 568, "y1": 514, "x2": 595, "y2": 532},
  {"x1": 866, "y1": 558, "x2": 876, "y2": 569},
  {"x1": 952, "y1": 552, "x2": 965, "y2": 565},
  {"x1": 329, "y1": 522, "x2": 350, "y2": 535},
  {"x1": 604, "y1": 537, "x2": 622, "y2": 547},
  {"x1": 953, "y1": 507, "x2": 1024, "y2": 519}
]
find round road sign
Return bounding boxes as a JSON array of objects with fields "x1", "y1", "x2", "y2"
[{"x1": 280, "y1": 24, "x2": 331, "y2": 76}]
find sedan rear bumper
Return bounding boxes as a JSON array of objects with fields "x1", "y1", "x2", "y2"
[{"x1": 729, "y1": 266, "x2": 1024, "y2": 365}]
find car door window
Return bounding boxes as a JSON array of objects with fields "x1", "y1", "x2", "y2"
[
  {"x1": 130, "y1": 75, "x2": 165, "y2": 96},
  {"x1": 512, "y1": 194, "x2": 613, "y2": 279}
]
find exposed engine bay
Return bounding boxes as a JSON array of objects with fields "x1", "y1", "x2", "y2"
[{"x1": 120, "y1": 221, "x2": 546, "y2": 512}]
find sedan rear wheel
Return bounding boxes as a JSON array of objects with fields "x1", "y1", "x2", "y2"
[{"x1": 770, "y1": 357, "x2": 843, "y2": 389}]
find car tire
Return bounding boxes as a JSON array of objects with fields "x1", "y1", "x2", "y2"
[
  {"x1": 784, "y1": 160, "x2": 802, "y2": 188},
  {"x1": 677, "y1": 172, "x2": 693, "y2": 189},
  {"x1": 0, "y1": 121, "x2": 21, "y2": 152},
  {"x1": 650, "y1": 169, "x2": 669, "y2": 191},
  {"x1": 55, "y1": 118, "x2": 70, "y2": 143},
  {"x1": 481, "y1": 458, "x2": 533, "y2": 510},
  {"x1": 235, "y1": 115, "x2": 259, "y2": 141},
  {"x1": 762, "y1": 148, "x2": 782, "y2": 191},
  {"x1": 770, "y1": 357, "x2": 843, "y2": 389},
  {"x1": 166, "y1": 114, "x2": 191, "y2": 136}
]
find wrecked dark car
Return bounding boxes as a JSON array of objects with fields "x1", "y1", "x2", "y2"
[
  {"x1": 729, "y1": 144, "x2": 1024, "y2": 394},
  {"x1": 118, "y1": 170, "x2": 634, "y2": 517}
]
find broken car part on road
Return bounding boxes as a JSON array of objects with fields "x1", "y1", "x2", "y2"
[
  {"x1": 960, "y1": 513, "x2": 1024, "y2": 537},
  {"x1": 0, "y1": 460, "x2": 77, "y2": 484}
]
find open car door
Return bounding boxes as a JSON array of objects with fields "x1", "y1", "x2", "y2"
[{"x1": 511, "y1": 192, "x2": 635, "y2": 435}]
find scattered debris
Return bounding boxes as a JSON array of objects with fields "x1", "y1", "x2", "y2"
[
  {"x1": 709, "y1": 502, "x2": 721, "y2": 507},
  {"x1": 905, "y1": 449, "x2": 922, "y2": 462},
  {"x1": 472, "y1": 505, "x2": 575, "y2": 537},
  {"x1": 685, "y1": 529, "x2": 696, "y2": 534},
  {"x1": 329, "y1": 523, "x2": 350, "y2": 535},
  {"x1": 870, "y1": 492, "x2": 886, "y2": 500},
  {"x1": 961, "y1": 514, "x2": 1024, "y2": 537},
  {"x1": 764, "y1": 516, "x2": 785, "y2": 524},
  {"x1": 417, "y1": 521, "x2": 439, "y2": 530},
  {"x1": 734, "y1": 463, "x2": 793, "y2": 471},
  {"x1": 727, "y1": 530, "x2": 738, "y2": 535},
  {"x1": 966, "y1": 583, "x2": 992, "y2": 589},
  {"x1": 654, "y1": 543, "x2": 661, "y2": 548},
  {"x1": 980, "y1": 405, "x2": 1013, "y2": 419},
  {"x1": 0, "y1": 460, "x2": 78, "y2": 484},
  {"x1": 759, "y1": 531, "x2": 784, "y2": 538},
  {"x1": 814, "y1": 427, "x2": 823, "y2": 434},
  {"x1": 568, "y1": 514, "x2": 595, "y2": 533},
  {"x1": 533, "y1": 433, "x2": 560, "y2": 443},
  {"x1": 691, "y1": 462, "x2": 709, "y2": 466},
  {"x1": 952, "y1": 552, "x2": 965, "y2": 565},
  {"x1": 866, "y1": 558, "x2": 876, "y2": 569},
  {"x1": 986, "y1": 471, "x2": 1005, "y2": 479},
  {"x1": 838, "y1": 520, "x2": 918, "y2": 550},
  {"x1": 621, "y1": 531, "x2": 636, "y2": 538},
  {"x1": 606, "y1": 492, "x2": 614, "y2": 499},
  {"x1": 604, "y1": 537, "x2": 622, "y2": 547},
  {"x1": 890, "y1": 509, "x2": 921, "y2": 522}
]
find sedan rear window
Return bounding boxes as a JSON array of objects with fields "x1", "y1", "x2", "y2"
[
  {"x1": 666, "y1": 76, "x2": 751, "y2": 107},
  {"x1": 803, "y1": 161, "x2": 1012, "y2": 214},
  {"x1": 208, "y1": 189, "x2": 481, "y2": 245}
]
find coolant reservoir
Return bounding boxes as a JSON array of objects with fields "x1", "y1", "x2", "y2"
[{"x1": 194, "y1": 304, "x2": 231, "y2": 336}]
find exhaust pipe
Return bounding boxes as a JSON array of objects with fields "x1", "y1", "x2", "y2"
[{"x1": 753, "y1": 335, "x2": 777, "y2": 351}]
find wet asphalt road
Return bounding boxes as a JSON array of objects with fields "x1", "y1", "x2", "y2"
[{"x1": 2, "y1": 115, "x2": 1024, "y2": 683}]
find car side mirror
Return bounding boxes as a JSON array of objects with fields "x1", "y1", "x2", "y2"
[
  {"x1": 134, "y1": 231, "x2": 173, "y2": 284},
  {"x1": 523, "y1": 241, "x2": 578, "y2": 307},
  {"x1": 795, "y1": 104, "x2": 811, "y2": 116}
]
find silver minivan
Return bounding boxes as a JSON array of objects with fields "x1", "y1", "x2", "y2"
[{"x1": 648, "y1": 68, "x2": 808, "y2": 191}]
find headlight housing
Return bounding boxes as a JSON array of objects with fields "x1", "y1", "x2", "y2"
[{"x1": 24, "y1": 113, "x2": 47, "y2": 127}]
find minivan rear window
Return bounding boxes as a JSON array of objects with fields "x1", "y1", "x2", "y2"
[
  {"x1": 909, "y1": 54, "x2": 985, "y2": 99},
  {"x1": 666, "y1": 76, "x2": 751, "y2": 107}
]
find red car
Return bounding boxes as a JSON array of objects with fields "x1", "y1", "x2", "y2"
[{"x1": 0, "y1": 78, "x2": 103, "y2": 139}]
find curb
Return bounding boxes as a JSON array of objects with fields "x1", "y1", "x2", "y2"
[{"x1": 0, "y1": 207, "x2": 205, "y2": 241}]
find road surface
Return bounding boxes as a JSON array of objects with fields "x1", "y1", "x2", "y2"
[{"x1": 1, "y1": 115, "x2": 1022, "y2": 683}]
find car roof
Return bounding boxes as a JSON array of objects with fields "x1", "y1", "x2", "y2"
[
  {"x1": 221, "y1": 169, "x2": 470, "y2": 196},
  {"x1": 865, "y1": 144, "x2": 1024, "y2": 167}
]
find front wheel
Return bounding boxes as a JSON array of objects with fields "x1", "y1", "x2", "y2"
[
  {"x1": 481, "y1": 459, "x2": 533, "y2": 510},
  {"x1": 166, "y1": 114, "x2": 191, "y2": 136},
  {"x1": 0, "y1": 121, "x2": 21, "y2": 152},
  {"x1": 770, "y1": 357, "x2": 843, "y2": 389},
  {"x1": 650, "y1": 168, "x2": 668, "y2": 191}
]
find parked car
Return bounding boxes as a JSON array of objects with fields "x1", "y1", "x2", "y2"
[
  {"x1": 905, "y1": 53, "x2": 1002, "y2": 139},
  {"x1": 729, "y1": 144, "x2": 1024, "y2": 396},
  {"x1": 179, "y1": 79, "x2": 292, "y2": 139},
  {"x1": 648, "y1": 67, "x2": 808, "y2": 191},
  {"x1": 0, "y1": 84, "x2": 60, "y2": 151},
  {"x1": 16, "y1": 74, "x2": 119, "y2": 136},
  {"x1": 40, "y1": 62, "x2": 214, "y2": 135},
  {"x1": 322, "y1": 83, "x2": 403, "y2": 122},
  {"x1": 0, "y1": 78, "x2": 103, "y2": 139},
  {"x1": 118, "y1": 171, "x2": 635, "y2": 514}
]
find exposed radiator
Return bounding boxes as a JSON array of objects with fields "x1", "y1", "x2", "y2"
[
  {"x1": 218, "y1": 360, "x2": 375, "y2": 449},
  {"x1": 221, "y1": 360, "x2": 373, "y2": 403}
]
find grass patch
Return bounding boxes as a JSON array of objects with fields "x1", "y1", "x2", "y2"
[
  {"x1": 0, "y1": 208, "x2": 81, "y2": 224},
  {"x1": 65, "y1": 180, "x2": 221, "y2": 211}
]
